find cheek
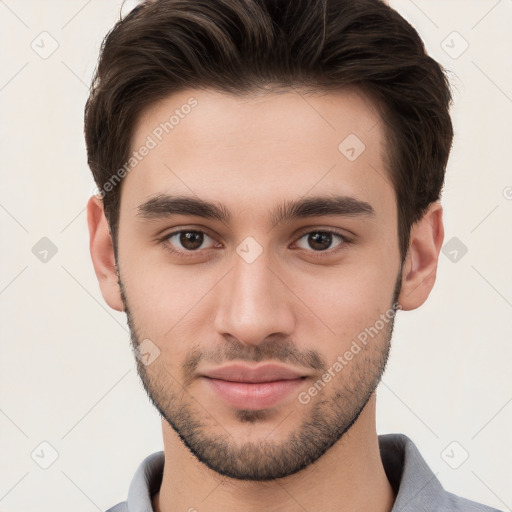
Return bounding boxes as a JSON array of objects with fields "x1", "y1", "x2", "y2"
[
  {"x1": 291, "y1": 262, "x2": 398, "y2": 349},
  {"x1": 120, "y1": 258, "x2": 219, "y2": 363}
]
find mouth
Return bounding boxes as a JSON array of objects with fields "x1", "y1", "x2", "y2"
[
  {"x1": 201, "y1": 362, "x2": 308, "y2": 382},
  {"x1": 200, "y1": 363, "x2": 309, "y2": 410}
]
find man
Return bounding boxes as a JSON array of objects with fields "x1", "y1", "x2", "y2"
[{"x1": 85, "y1": 0, "x2": 502, "y2": 511}]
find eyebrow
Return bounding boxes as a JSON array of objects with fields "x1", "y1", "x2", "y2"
[{"x1": 136, "y1": 193, "x2": 375, "y2": 226}]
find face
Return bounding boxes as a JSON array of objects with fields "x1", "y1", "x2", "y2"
[{"x1": 115, "y1": 87, "x2": 402, "y2": 480}]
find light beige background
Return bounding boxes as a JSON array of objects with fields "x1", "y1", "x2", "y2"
[{"x1": 1, "y1": 0, "x2": 511, "y2": 510}]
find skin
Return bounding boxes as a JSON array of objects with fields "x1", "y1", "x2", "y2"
[{"x1": 87, "y1": 86, "x2": 444, "y2": 512}]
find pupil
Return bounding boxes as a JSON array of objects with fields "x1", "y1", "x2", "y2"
[
  {"x1": 309, "y1": 232, "x2": 332, "y2": 251},
  {"x1": 180, "y1": 231, "x2": 203, "y2": 250}
]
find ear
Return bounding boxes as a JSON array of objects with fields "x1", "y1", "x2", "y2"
[
  {"x1": 398, "y1": 201, "x2": 444, "y2": 311},
  {"x1": 87, "y1": 195, "x2": 125, "y2": 312}
]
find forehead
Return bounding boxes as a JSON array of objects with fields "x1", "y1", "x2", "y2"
[{"x1": 121, "y1": 86, "x2": 394, "y2": 222}]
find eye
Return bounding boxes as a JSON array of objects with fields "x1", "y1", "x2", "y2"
[
  {"x1": 294, "y1": 230, "x2": 348, "y2": 253},
  {"x1": 162, "y1": 230, "x2": 219, "y2": 255}
]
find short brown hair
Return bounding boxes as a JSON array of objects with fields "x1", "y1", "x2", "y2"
[{"x1": 84, "y1": 0, "x2": 453, "y2": 262}]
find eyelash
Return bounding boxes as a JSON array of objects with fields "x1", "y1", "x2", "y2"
[{"x1": 159, "y1": 228, "x2": 352, "y2": 259}]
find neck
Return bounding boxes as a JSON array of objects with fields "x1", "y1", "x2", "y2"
[{"x1": 153, "y1": 394, "x2": 395, "y2": 512}]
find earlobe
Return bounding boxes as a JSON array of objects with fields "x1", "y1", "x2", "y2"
[
  {"x1": 87, "y1": 195, "x2": 125, "y2": 312},
  {"x1": 398, "y1": 201, "x2": 444, "y2": 311}
]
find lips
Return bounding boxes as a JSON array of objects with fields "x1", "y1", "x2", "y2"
[
  {"x1": 201, "y1": 363, "x2": 307, "y2": 383},
  {"x1": 200, "y1": 363, "x2": 308, "y2": 410}
]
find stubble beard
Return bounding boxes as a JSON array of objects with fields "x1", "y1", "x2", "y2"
[{"x1": 119, "y1": 270, "x2": 401, "y2": 481}]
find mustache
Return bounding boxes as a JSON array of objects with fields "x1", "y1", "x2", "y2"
[{"x1": 182, "y1": 336, "x2": 327, "y2": 384}]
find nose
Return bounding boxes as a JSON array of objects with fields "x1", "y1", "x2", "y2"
[{"x1": 214, "y1": 245, "x2": 296, "y2": 347}]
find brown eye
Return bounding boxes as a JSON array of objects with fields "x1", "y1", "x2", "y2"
[
  {"x1": 178, "y1": 231, "x2": 204, "y2": 250},
  {"x1": 164, "y1": 230, "x2": 216, "y2": 253},
  {"x1": 295, "y1": 231, "x2": 346, "y2": 252}
]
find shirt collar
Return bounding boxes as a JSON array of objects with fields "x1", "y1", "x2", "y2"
[
  {"x1": 126, "y1": 450, "x2": 164, "y2": 511},
  {"x1": 379, "y1": 433, "x2": 447, "y2": 511},
  {"x1": 125, "y1": 434, "x2": 450, "y2": 512}
]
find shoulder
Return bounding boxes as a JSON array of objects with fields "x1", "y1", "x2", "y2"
[
  {"x1": 444, "y1": 491, "x2": 504, "y2": 512},
  {"x1": 104, "y1": 503, "x2": 128, "y2": 512},
  {"x1": 103, "y1": 451, "x2": 164, "y2": 512},
  {"x1": 379, "y1": 434, "x2": 504, "y2": 512}
]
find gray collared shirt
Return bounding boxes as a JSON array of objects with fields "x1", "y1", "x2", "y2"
[{"x1": 106, "y1": 433, "x2": 502, "y2": 512}]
